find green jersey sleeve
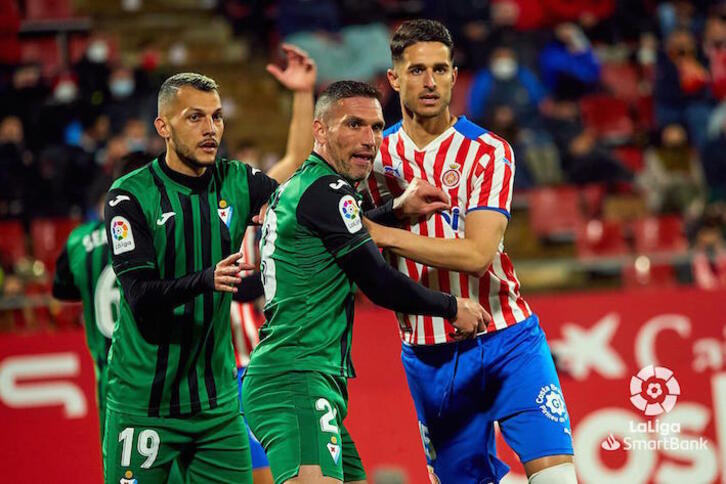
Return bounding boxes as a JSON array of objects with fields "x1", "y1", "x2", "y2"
[
  {"x1": 105, "y1": 188, "x2": 156, "y2": 276},
  {"x1": 296, "y1": 175, "x2": 371, "y2": 259},
  {"x1": 245, "y1": 164, "x2": 279, "y2": 225}
]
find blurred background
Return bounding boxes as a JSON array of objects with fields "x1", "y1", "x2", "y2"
[{"x1": 1, "y1": 0, "x2": 725, "y2": 483}]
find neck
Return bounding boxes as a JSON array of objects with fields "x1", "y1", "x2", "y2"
[
  {"x1": 165, "y1": 145, "x2": 206, "y2": 177},
  {"x1": 401, "y1": 105, "x2": 456, "y2": 149},
  {"x1": 313, "y1": 146, "x2": 352, "y2": 182}
]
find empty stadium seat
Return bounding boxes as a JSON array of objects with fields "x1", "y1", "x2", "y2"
[
  {"x1": 632, "y1": 216, "x2": 688, "y2": 254},
  {"x1": 579, "y1": 184, "x2": 605, "y2": 218},
  {"x1": 0, "y1": 221, "x2": 27, "y2": 268},
  {"x1": 528, "y1": 186, "x2": 583, "y2": 242},
  {"x1": 580, "y1": 94, "x2": 634, "y2": 142},
  {"x1": 24, "y1": 0, "x2": 73, "y2": 20},
  {"x1": 576, "y1": 219, "x2": 629, "y2": 258},
  {"x1": 614, "y1": 146, "x2": 645, "y2": 173},
  {"x1": 30, "y1": 218, "x2": 80, "y2": 272},
  {"x1": 622, "y1": 257, "x2": 677, "y2": 288}
]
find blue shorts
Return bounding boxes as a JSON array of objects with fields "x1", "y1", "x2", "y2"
[
  {"x1": 401, "y1": 314, "x2": 573, "y2": 484},
  {"x1": 238, "y1": 367, "x2": 270, "y2": 470}
]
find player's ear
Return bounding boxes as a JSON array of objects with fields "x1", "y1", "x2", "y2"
[
  {"x1": 312, "y1": 118, "x2": 327, "y2": 146},
  {"x1": 154, "y1": 116, "x2": 170, "y2": 139},
  {"x1": 452, "y1": 65, "x2": 458, "y2": 87},
  {"x1": 387, "y1": 68, "x2": 400, "y2": 92}
]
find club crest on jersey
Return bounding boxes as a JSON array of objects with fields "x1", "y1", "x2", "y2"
[
  {"x1": 327, "y1": 437, "x2": 341, "y2": 464},
  {"x1": 218, "y1": 199, "x2": 233, "y2": 228},
  {"x1": 120, "y1": 470, "x2": 137, "y2": 484},
  {"x1": 110, "y1": 216, "x2": 135, "y2": 254},
  {"x1": 441, "y1": 163, "x2": 461, "y2": 188},
  {"x1": 339, "y1": 195, "x2": 361, "y2": 233}
]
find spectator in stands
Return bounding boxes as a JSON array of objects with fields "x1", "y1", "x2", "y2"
[
  {"x1": 0, "y1": 116, "x2": 32, "y2": 220},
  {"x1": 1, "y1": 64, "x2": 49, "y2": 152},
  {"x1": 539, "y1": 22, "x2": 601, "y2": 100},
  {"x1": 704, "y1": 15, "x2": 726, "y2": 102},
  {"x1": 690, "y1": 202, "x2": 726, "y2": 289},
  {"x1": 564, "y1": 129, "x2": 631, "y2": 185},
  {"x1": 654, "y1": 28, "x2": 713, "y2": 149},
  {"x1": 638, "y1": 123, "x2": 704, "y2": 214},
  {"x1": 105, "y1": 66, "x2": 155, "y2": 132},
  {"x1": 468, "y1": 46, "x2": 548, "y2": 129},
  {"x1": 74, "y1": 38, "x2": 112, "y2": 106},
  {"x1": 702, "y1": 114, "x2": 726, "y2": 202}
]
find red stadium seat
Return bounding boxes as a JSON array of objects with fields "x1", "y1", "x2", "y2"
[
  {"x1": 20, "y1": 38, "x2": 61, "y2": 77},
  {"x1": 613, "y1": 146, "x2": 644, "y2": 173},
  {"x1": 579, "y1": 183, "x2": 605, "y2": 218},
  {"x1": 622, "y1": 258, "x2": 677, "y2": 289},
  {"x1": 580, "y1": 94, "x2": 634, "y2": 142},
  {"x1": 528, "y1": 186, "x2": 583, "y2": 242},
  {"x1": 24, "y1": 0, "x2": 73, "y2": 20},
  {"x1": 576, "y1": 219, "x2": 629, "y2": 258},
  {"x1": 601, "y1": 62, "x2": 640, "y2": 104},
  {"x1": 30, "y1": 218, "x2": 80, "y2": 272},
  {"x1": 0, "y1": 221, "x2": 27, "y2": 268},
  {"x1": 632, "y1": 216, "x2": 688, "y2": 254}
]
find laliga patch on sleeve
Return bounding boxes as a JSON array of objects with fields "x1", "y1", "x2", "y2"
[
  {"x1": 338, "y1": 195, "x2": 362, "y2": 233},
  {"x1": 110, "y1": 216, "x2": 136, "y2": 254}
]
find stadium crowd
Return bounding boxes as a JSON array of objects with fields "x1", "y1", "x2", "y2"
[{"x1": 2, "y1": 0, "x2": 726, "y2": 329}]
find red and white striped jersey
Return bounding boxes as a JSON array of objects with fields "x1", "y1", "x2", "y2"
[
  {"x1": 363, "y1": 116, "x2": 532, "y2": 345},
  {"x1": 230, "y1": 226, "x2": 262, "y2": 367}
]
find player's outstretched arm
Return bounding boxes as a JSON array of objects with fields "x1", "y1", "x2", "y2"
[
  {"x1": 366, "y1": 209, "x2": 507, "y2": 278},
  {"x1": 265, "y1": 43, "x2": 316, "y2": 184},
  {"x1": 363, "y1": 177, "x2": 451, "y2": 227}
]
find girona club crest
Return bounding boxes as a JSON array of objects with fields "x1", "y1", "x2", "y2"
[{"x1": 629, "y1": 365, "x2": 680, "y2": 416}]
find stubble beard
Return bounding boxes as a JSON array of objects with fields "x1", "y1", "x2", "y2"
[{"x1": 170, "y1": 128, "x2": 213, "y2": 171}]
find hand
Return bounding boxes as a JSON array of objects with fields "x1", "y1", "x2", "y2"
[
  {"x1": 393, "y1": 178, "x2": 451, "y2": 220},
  {"x1": 252, "y1": 203, "x2": 268, "y2": 225},
  {"x1": 214, "y1": 251, "x2": 255, "y2": 293},
  {"x1": 450, "y1": 297, "x2": 491, "y2": 340},
  {"x1": 266, "y1": 43, "x2": 317, "y2": 93}
]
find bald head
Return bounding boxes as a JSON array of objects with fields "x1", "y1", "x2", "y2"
[{"x1": 157, "y1": 72, "x2": 219, "y2": 115}]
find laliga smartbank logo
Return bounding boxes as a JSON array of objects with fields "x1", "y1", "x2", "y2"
[{"x1": 601, "y1": 365, "x2": 708, "y2": 452}]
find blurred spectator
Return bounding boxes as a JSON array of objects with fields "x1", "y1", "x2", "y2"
[
  {"x1": 654, "y1": 29, "x2": 713, "y2": 149},
  {"x1": 468, "y1": 46, "x2": 548, "y2": 129},
  {"x1": 702, "y1": 115, "x2": 726, "y2": 202},
  {"x1": 0, "y1": 116, "x2": 33, "y2": 220},
  {"x1": 1, "y1": 64, "x2": 49, "y2": 151},
  {"x1": 638, "y1": 123, "x2": 704, "y2": 214},
  {"x1": 703, "y1": 15, "x2": 726, "y2": 101},
  {"x1": 690, "y1": 202, "x2": 726, "y2": 289},
  {"x1": 74, "y1": 38, "x2": 112, "y2": 106},
  {"x1": 564, "y1": 129, "x2": 631, "y2": 185},
  {"x1": 105, "y1": 66, "x2": 155, "y2": 132},
  {"x1": 539, "y1": 23, "x2": 601, "y2": 100}
]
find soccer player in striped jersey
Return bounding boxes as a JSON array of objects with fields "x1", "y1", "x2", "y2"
[
  {"x1": 52, "y1": 152, "x2": 151, "y2": 441},
  {"x1": 242, "y1": 80, "x2": 488, "y2": 484},
  {"x1": 102, "y1": 45, "x2": 316, "y2": 484},
  {"x1": 362, "y1": 20, "x2": 577, "y2": 484}
]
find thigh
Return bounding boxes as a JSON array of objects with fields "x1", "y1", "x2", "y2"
[
  {"x1": 401, "y1": 342, "x2": 505, "y2": 484},
  {"x1": 103, "y1": 409, "x2": 181, "y2": 484},
  {"x1": 243, "y1": 372, "x2": 348, "y2": 484},
  {"x1": 491, "y1": 317, "x2": 574, "y2": 464},
  {"x1": 185, "y1": 411, "x2": 252, "y2": 484},
  {"x1": 339, "y1": 424, "x2": 366, "y2": 483}
]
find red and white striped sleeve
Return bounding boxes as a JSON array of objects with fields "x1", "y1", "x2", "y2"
[{"x1": 465, "y1": 132, "x2": 515, "y2": 218}]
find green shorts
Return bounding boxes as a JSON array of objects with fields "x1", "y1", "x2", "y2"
[
  {"x1": 241, "y1": 371, "x2": 366, "y2": 484},
  {"x1": 103, "y1": 403, "x2": 251, "y2": 484}
]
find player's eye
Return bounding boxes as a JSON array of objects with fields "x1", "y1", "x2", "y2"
[
  {"x1": 213, "y1": 112, "x2": 223, "y2": 121},
  {"x1": 348, "y1": 120, "x2": 361, "y2": 128},
  {"x1": 189, "y1": 113, "x2": 200, "y2": 121},
  {"x1": 435, "y1": 66, "x2": 448, "y2": 74},
  {"x1": 372, "y1": 123, "x2": 384, "y2": 132},
  {"x1": 410, "y1": 67, "x2": 423, "y2": 75}
]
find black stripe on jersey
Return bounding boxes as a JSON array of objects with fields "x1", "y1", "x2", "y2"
[
  {"x1": 199, "y1": 193, "x2": 218, "y2": 408},
  {"x1": 169, "y1": 192, "x2": 200, "y2": 416},
  {"x1": 213, "y1": 166, "x2": 232, "y2": 258},
  {"x1": 148, "y1": 168, "x2": 174, "y2": 417},
  {"x1": 340, "y1": 292, "x2": 355, "y2": 377}
]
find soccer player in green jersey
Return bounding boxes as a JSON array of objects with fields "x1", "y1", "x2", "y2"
[
  {"x1": 242, "y1": 81, "x2": 488, "y2": 484},
  {"x1": 102, "y1": 45, "x2": 316, "y2": 483},
  {"x1": 53, "y1": 152, "x2": 151, "y2": 441}
]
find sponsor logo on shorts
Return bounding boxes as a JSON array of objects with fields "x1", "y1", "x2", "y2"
[
  {"x1": 327, "y1": 435, "x2": 341, "y2": 464},
  {"x1": 111, "y1": 216, "x2": 135, "y2": 255},
  {"x1": 338, "y1": 195, "x2": 362, "y2": 233},
  {"x1": 120, "y1": 470, "x2": 137, "y2": 484},
  {"x1": 629, "y1": 364, "x2": 680, "y2": 416},
  {"x1": 536, "y1": 383, "x2": 568, "y2": 424}
]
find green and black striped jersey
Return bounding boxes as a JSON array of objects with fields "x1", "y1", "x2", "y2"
[
  {"x1": 104, "y1": 154, "x2": 276, "y2": 417},
  {"x1": 53, "y1": 220, "x2": 116, "y2": 381},
  {"x1": 247, "y1": 153, "x2": 371, "y2": 379}
]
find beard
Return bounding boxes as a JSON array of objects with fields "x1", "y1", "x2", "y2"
[{"x1": 170, "y1": 128, "x2": 214, "y2": 170}]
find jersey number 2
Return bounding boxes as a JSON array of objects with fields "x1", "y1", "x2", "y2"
[{"x1": 315, "y1": 398, "x2": 339, "y2": 434}]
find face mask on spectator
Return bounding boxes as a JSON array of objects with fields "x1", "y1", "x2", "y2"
[
  {"x1": 54, "y1": 81, "x2": 78, "y2": 103},
  {"x1": 491, "y1": 58, "x2": 517, "y2": 80},
  {"x1": 110, "y1": 78, "x2": 135, "y2": 98},
  {"x1": 87, "y1": 41, "x2": 109, "y2": 64}
]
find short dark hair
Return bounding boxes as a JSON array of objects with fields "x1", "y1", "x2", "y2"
[
  {"x1": 390, "y1": 19, "x2": 454, "y2": 62},
  {"x1": 157, "y1": 72, "x2": 218, "y2": 114},
  {"x1": 314, "y1": 80, "x2": 381, "y2": 120}
]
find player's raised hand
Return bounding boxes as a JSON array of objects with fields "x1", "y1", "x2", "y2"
[
  {"x1": 266, "y1": 43, "x2": 317, "y2": 93},
  {"x1": 214, "y1": 251, "x2": 254, "y2": 293},
  {"x1": 393, "y1": 178, "x2": 451, "y2": 220},
  {"x1": 450, "y1": 297, "x2": 490, "y2": 340}
]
